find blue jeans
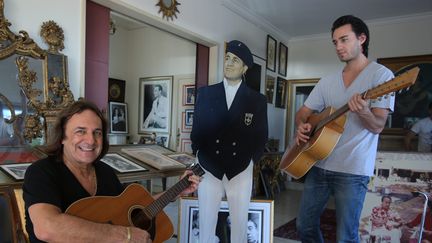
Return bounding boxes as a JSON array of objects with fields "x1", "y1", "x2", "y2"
[{"x1": 296, "y1": 167, "x2": 369, "y2": 243}]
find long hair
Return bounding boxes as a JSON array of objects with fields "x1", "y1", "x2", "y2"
[
  {"x1": 43, "y1": 100, "x2": 109, "y2": 162},
  {"x1": 331, "y1": 15, "x2": 370, "y2": 57}
]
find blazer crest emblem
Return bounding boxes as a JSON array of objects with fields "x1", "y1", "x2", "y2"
[{"x1": 244, "y1": 113, "x2": 253, "y2": 126}]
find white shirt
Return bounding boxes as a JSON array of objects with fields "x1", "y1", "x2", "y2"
[
  {"x1": 223, "y1": 78, "x2": 242, "y2": 109},
  {"x1": 411, "y1": 117, "x2": 432, "y2": 152}
]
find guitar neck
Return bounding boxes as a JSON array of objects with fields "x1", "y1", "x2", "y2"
[
  {"x1": 145, "y1": 176, "x2": 191, "y2": 218},
  {"x1": 315, "y1": 103, "x2": 350, "y2": 132}
]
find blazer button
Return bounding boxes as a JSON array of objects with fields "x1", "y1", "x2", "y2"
[
  {"x1": 216, "y1": 150, "x2": 220, "y2": 154},
  {"x1": 232, "y1": 142, "x2": 236, "y2": 146},
  {"x1": 216, "y1": 139, "x2": 220, "y2": 143},
  {"x1": 233, "y1": 152, "x2": 236, "y2": 156}
]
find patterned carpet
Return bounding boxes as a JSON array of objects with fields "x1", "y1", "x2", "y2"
[{"x1": 273, "y1": 209, "x2": 337, "y2": 242}]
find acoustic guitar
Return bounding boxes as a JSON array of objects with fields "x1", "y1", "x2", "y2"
[
  {"x1": 65, "y1": 163, "x2": 204, "y2": 243},
  {"x1": 279, "y1": 67, "x2": 420, "y2": 179}
]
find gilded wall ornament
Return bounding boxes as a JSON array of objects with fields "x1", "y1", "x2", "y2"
[
  {"x1": 40, "y1": 20, "x2": 64, "y2": 54},
  {"x1": 156, "y1": 0, "x2": 180, "y2": 21}
]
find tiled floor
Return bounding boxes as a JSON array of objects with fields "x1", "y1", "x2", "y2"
[{"x1": 151, "y1": 177, "x2": 305, "y2": 243}]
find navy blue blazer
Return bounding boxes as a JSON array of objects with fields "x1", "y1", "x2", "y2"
[{"x1": 191, "y1": 81, "x2": 268, "y2": 180}]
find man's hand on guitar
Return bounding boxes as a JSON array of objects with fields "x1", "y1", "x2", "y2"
[
  {"x1": 348, "y1": 93, "x2": 370, "y2": 115},
  {"x1": 295, "y1": 122, "x2": 312, "y2": 145},
  {"x1": 179, "y1": 169, "x2": 200, "y2": 196}
]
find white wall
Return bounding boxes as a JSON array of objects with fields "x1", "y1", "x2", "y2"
[{"x1": 109, "y1": 25, "x2": 196, "y2": 142}]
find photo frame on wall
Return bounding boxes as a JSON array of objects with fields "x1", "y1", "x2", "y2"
[
  {"x1": 266, "y1": 35, "x2": 276, "y2": 72},
  {"x1": 278, "y1": 42, "x2": 288, "y2": 76},
  {"x1": 180, "y1": 138, "x2": 192, "y2": 153},
  {"x1": 179, "y1": 197, "x2": 274, "y2": 243},
  {"x1": 109, "y1": 102, "x2": 128, "y2": 134},
  {"x1": 139, "y1": 76, "x2": 173, "y2": 134},
  {"x1": 274, "y1": 77, "x2": 287, "y2": 109},
  {"x1": 265, "y1": 74, "x2": 276, "y2": 104},
  {"x1": 183, "y1": 85, "x2": 195, "y2": 105},
  {"x1": 155, "y1": 133, "x2": 169, "y2": 148},
  {"x1": 108, "y1": 78, "x2": 126, "y2": 102}
]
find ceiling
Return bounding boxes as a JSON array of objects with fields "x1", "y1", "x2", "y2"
[
  {"x1": 226, "y1": 0, "x2": 432, "y2": 39},
  {"x1": 112, "y1": 0, "x2": 432, "y2": 41}
]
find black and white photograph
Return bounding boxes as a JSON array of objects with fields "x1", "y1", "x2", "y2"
[
  {"x1": 139, "y1": 76, "x2": 173, "y2": 133},
  {"x1": 0, "y1": 163, "x2": 32, "y2": 180},
  {"x1": 183, "y1": 85, "x2": 195, "y2": 105},
  {"x1": 179, "y1": 198, "x2": 273, "y2": 243},
  {"x1": 100, "y1": 153, "x2": 147, "y2": 173},
  {"x1": 109, "y1": 102, "x2": 128, "y2": 134},
  {"x1": 155, "y1": 134, "x2": 169, "y2": 148}
]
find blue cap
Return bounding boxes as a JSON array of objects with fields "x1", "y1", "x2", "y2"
[{"x1": 226, "y1": 40, "x2": 253, "y2": 68}]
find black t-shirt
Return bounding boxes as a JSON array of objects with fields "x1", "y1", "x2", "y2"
[{"x1": 23, "y1": 156, "x2": 124, "y2": 243}]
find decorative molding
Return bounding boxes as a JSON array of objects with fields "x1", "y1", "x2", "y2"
[{"x1": 221, "y1": 0, "x2": 290, "y2": 41}]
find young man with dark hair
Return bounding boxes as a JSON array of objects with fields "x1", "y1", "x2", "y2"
[{"x1": 294, "y1": 15, "x2": 395, "y2": 242}]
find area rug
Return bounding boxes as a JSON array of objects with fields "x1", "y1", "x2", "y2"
[{"x1": 273, "y1": 209, "x2": 337, "y2": 242}]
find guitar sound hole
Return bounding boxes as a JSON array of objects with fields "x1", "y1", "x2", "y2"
[{"x1": 130, "y1": 208, "x2": 156, "y2": 239}]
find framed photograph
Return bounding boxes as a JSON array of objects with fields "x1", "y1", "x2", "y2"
[
  {"x1": 108, "y1": 78, "x2": 126, "y2": 102},
  {"x1": 121, "y1": 148, "x2": 185, "y2": 170},
  {"x1": 179, "y1": 197, "x2": 274, "y2": 243},
  {"x1": 155, "y1": 133, "x2": 169, "y2": 148},
  {"x1": 181, "y1": 112, "x2": 192, "y2": 132},
  {"x1": 109, "y1": 102, "x2": 128, "y2": 134},
  {"x1": 183, "y1": 85, "x2": 195, "y2": 105},
  {"x1": 274, "y1": 77, "x2": 287, "y2": 109},
  {"x1": 278, "y1": 42, "x2": 288, "y2": 76},
  {"x1": 0, "y1": 146, "x2": 46, "y2": 165},
  {"x1": 180, "y1": 138, "x2": 193, "y2": 154},
  {"x1": 266, "y1": 35, "x2": 277, "y2": 72},
  {"x1": 285, "y1": 78, "x2": 319, "y2": 145},
  {"x1": 0, "y1": 163, "x2": 31, "y2": 180},
  {"x1": 358, "y1": 152, "x2": 432, "y2": 242},
  {"x1": 167, "y1": 153, "x2": 196, "y2": 166},
  {"x1": 100, "y1": 153, "x2": 147, "y2": 173},
  {"x1": 377, "y1": 54, "x2": 432, "y2": 135},
  {"x1": 139, "y1": 76, "x2": 173, "y2": 134},
  {"x1": 265, "y1": 74, "x2": 276, "y2": 104},
  {"x1": 185, "y1": 109, "x2": 194, "y2": 127}
]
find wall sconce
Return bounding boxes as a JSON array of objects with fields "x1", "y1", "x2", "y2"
[{"x1": 109, "y1": 18, "x2": 116, "y2": 35}]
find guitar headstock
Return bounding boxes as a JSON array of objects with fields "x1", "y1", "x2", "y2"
[
  {"x1": 364, "y1": 66, "x2": 420, "y2": 100},
  {"x1": 188, "y1": 163, "x2": 205, "y2": 177}
]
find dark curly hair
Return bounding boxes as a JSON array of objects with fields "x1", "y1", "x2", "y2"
[
  {"x1": 331, "y1": 15, "x2": 370, "y2": 57},
  {"x1": 42, "y1": 100, "x2": 109, "y2": 162}
]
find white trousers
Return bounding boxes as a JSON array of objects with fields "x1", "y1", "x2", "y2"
[{"x1": 198, "y1": 161, "x2": 253, "y2": 243}]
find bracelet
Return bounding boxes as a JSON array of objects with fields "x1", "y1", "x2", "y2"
[{"x1": 126, "y1": 227, "x2": 131, "y2": 242}]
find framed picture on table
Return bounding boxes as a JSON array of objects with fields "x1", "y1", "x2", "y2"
[
  {"x1": 109, "y1": 102, "x2": 128, "y2": 134},
  {"x1": 100, "y1": 153, "x2": 147, "y2": 173},
  {"x1": 0, "y1": 163, "x2": 32, "y2": 180},
  {"x1": 178, "y1": 197, "x2": 274, "y2": 243}
]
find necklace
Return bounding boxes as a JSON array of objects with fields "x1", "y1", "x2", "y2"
[{"x1": 64, "y1": 159, "x2": 97, "y2": 196}]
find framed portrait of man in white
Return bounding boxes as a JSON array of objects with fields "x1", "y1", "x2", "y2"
[{"x1": 139, "y1": 76, "x2": 173, "y2": 134}]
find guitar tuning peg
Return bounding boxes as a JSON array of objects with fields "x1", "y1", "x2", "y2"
[
  {"x1": 378, "y1": 97, "x2": 382, "y2": 101},
  {"x1": 406, "y1": 86, "x2": 410, "y2": 91},
  {"x1": 391, "y1": 92, "x2": 395, "y2": 96},
  {"x1": 384, "y1": 94, "x2": 388, "y2": 99}
]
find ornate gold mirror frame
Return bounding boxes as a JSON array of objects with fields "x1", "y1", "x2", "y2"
[{"x1": 0, "y1": 0, "x2": 74, "y2": 145}]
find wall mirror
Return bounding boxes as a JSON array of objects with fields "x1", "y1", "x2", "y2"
[{"x1": 0, "y1": 0, "x2": 73, "y2": 147}]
